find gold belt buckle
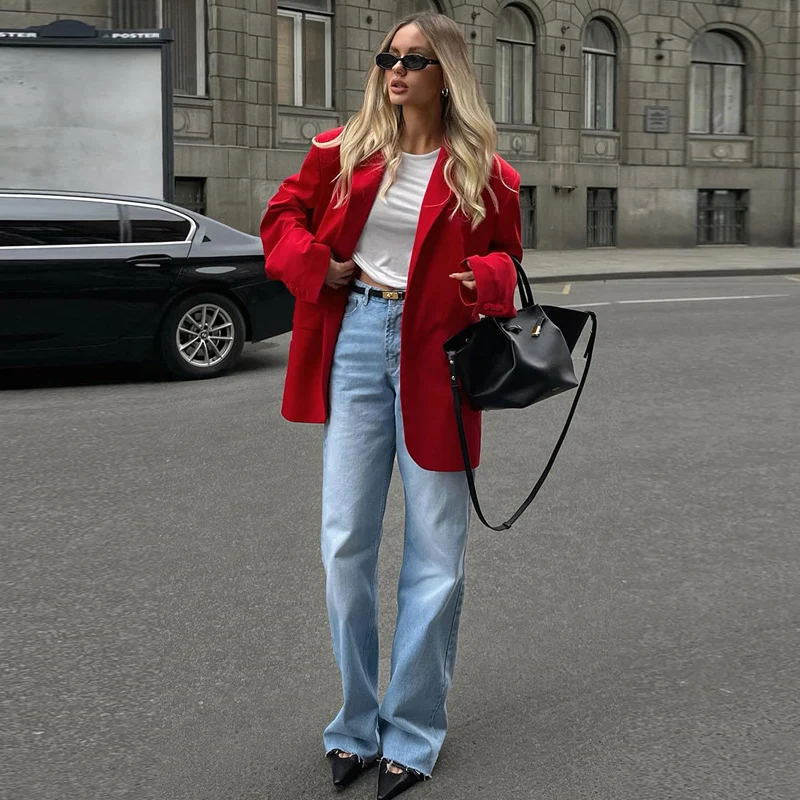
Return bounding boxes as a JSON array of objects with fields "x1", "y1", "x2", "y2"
[{"x1": 383, "y1": 290, "x2": 401, "y2": 300}]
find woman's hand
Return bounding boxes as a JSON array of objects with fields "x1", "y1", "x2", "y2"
[
  {"x1": 325, "y1": 258, "x2": 355, "y2": 289},
  {"x1": 449, "y1": 270, "x2": 476, "y2": 293}
]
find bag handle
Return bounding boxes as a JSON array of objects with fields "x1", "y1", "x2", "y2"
[
  {"x1": 514, "y1": 256, "x2": 535, "y2": 308},
  {"x1": 447, "y1": 309, "x2": 598, "y2": 531}
]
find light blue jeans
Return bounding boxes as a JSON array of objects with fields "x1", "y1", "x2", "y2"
[{"x1": 321, "y1": 280, "x2": 471, "y2": 777}]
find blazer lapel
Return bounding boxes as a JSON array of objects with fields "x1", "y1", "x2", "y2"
[
  {"x1": 408, "y1": 147, "x2": 451, "y2": 283},
  {"x1": 334, "y1": 153, "x2": 385, "y2": 260}
]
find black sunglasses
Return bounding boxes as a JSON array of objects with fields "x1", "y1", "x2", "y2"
[{"x1": 376, "y1": 52, "x2": 441, "y2": 71}]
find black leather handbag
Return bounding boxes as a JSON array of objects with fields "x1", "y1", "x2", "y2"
[{"x1": 443, "y1": 257, "x2": 598, "y2": 531}]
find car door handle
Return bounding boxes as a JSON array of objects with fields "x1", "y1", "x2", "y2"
[{"x1": 126, "y1": 254, "x2": 173, "y2": 268}]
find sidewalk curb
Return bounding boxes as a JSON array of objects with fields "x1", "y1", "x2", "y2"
[{"x1": 527, "y1": 266, "x2": 800, "y2": 284}]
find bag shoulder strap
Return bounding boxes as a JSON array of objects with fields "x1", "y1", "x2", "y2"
[{"x1": 448, "y1": 310, "x2": 597, "y2": 531}]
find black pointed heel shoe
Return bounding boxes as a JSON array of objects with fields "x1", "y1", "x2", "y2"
[
  {"x1": 376, "y1": 759, "x2": 428, "y2": 800},
  {"x1": 327, "y1": 749, "x2": 379, "y2": 790}
]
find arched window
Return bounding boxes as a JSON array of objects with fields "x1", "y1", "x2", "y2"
[
  {"x1": 583, "y1": 19, "x2": 616, "y2": 130},
  {"x1": 690, "y1": 31, "x2": 745, "y2": 135},
  {"x1": 496, "y1": 5, "x2": 535, "y2": 125}
]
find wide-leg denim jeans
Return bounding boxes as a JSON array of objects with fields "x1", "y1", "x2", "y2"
[{"x1": 321, "y1": 280, "x2": 471, "y2": 777}]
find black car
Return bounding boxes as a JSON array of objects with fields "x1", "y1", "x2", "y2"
[{"x1": 0, "y1": 190, "x2": 293, "y2": 379}]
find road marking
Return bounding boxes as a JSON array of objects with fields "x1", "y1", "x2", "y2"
[
  {"x1": 536, "y1": 283, "x2": 572, "y2": 295},
  {"x1": 564, "y1": 294, "x2": 790, "y2": 309},
  {"x1": 785, "y1": 276, "x2": 800, "y2": 283},
  {"x1": 617, "y1": 294, "x2": 789, "y2": 305}
]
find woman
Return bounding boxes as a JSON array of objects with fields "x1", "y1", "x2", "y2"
[{"x1": 261, "y1": 12, "x2": 521, "y2": 799}]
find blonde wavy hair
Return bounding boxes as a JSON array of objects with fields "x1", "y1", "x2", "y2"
[{"x1": 315, "y1": 12, "x2": 509, "y2": 230}]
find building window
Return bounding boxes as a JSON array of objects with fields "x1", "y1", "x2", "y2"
[
  {"x1": 278, "y1": 0, "x2": 334, "y2": 108},
  {"x1": 496, "y1": 5, "x2": 535, "y2": 125},
  {"x1": 697, "y1": 190, "x2": 748, "y2": 244},
  {"x1": 111, "y1": 0, "x2": 207, "y2": 96},
  {"x1": 583, "y1": 20, "x2": 616, "y2": 130},
  {"x1": 587, "y1": 188, "x2": 617, "y2": 247},
  {"x1": 175, "y1": 178, "x2": 207, "y2": 216},
  {"x1": 690, "y1": 32, "x2": 745, "y2": 135},
  {"x1": 519, "y1": 186, "x2": 536, "y2": 248}
]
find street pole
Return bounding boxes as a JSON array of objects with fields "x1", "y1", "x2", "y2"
[{"x1": 793, "y1": 0, "x2": 800, "y2": 246}]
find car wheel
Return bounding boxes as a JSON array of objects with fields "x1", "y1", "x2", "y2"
[{"x1": 159, "y1": 293, "x2": 246, "y2": 379}]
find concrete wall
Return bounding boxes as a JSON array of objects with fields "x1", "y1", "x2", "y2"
[{"x1": 1, "y1": 0, "x2": 798, "y2": 249}]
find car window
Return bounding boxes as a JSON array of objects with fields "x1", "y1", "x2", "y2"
[
  {"x1": 123, "y1": 204, "x2": 192, "y2": 243},
  {"x1": 0, "y1": 196, "x2": 121, "y2": 246}
]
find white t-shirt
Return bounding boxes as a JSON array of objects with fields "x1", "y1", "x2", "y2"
[{"x1": 351, "y1": 149, "x2": 440, "y2": 290}]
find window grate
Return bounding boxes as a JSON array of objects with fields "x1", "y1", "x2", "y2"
[
  {"x1": 175, "y1": 178, "x2": 206, "y2": 216},
  {"x1": 697, "y1": 189, "x2": 748, "y2": 245},
  {"x1": 587, "y1": 188, "x2": 617, "y2": 247},
  {"x1": 519, "y1": 186, "x2": 536, "y2": 249}
]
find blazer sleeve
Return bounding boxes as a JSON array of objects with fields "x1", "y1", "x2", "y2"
[
  {"x1": 260, "y1": 142, "x2": 331, "y2": 305},
  {"x1": 459, "y1": 171, "x2": 522, "y2": 318}
]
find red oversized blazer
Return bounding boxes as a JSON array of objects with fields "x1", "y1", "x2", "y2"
[{"x1": 260, "y1": 126, "x2": 522, "y2": 472}]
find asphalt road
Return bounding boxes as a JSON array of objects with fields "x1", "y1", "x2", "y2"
[{"x1": 3, "y1": 275, "x2": 799, "y2": 800}]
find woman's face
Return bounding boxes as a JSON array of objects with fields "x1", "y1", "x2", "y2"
[{"x1": 384, "y1": 24, "x2": 444, "y2": 110}]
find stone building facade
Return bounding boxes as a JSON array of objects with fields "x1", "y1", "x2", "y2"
[{"x1": 1, "y1": 0, "x2": 798, "y2": 249}]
